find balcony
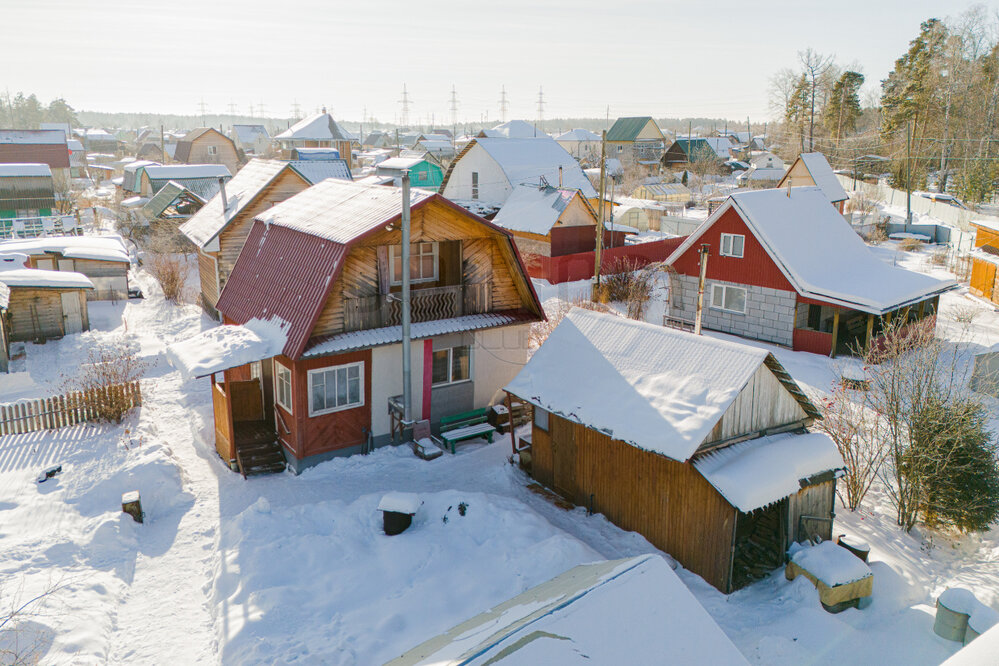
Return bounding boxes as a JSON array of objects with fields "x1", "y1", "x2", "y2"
[{"x1": 343, "y1": 282, "x2": 492, "y2": 332}]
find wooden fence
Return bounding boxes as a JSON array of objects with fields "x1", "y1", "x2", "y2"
[{"x1": 0, "y1": 381, "x2": 142, "y2": 436}]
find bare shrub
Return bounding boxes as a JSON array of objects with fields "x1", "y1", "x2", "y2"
[
  {"x1": 816, "y1": 379, "x2": 886, "y2": 510},
  {"x1": 63, "y1": 336, "x2": 145, "y2": 423},
  {"x1": 600, "y1": 259, "x2": 657, "y2": 320},
  {"x1": 846, "y1": 187, "x2": 878, "y2": 217},
  {"x1": 529, "y1": 297, "x2": 608, "y2": 350},
  {"x1": 949, "y1": 303, "x2": 981, "y2": 325},
  {"x1": 0, "y1": 579, "x2": 62, "y2": 666},
  {"x1": 866, "y1": 226, "x2": 887, "y2": 245},
  {"x1": 930, "y1": 248, "x2": 948, "y2": 266},
  {"x1": 899, "y1": 237, "x2": 923, "y2": 252},
  {"x1": 147, "y1": 253, "x2": 188, "y2": 303}
]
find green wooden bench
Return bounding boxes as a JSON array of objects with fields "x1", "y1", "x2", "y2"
[{"x1": 439, "y1": 408, "x2": 496, "y2": 453}]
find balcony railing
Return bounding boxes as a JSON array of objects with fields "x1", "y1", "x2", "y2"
[
  {"x1": 0, "y1": 215, "x2": 81, "y2": 239},
  {"x1": 344, "y1": 282, "x2": 492, "y2": 332}
]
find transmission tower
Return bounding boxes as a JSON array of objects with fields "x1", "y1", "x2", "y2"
[
  {"x1": 257, "y1": 100, "x2": 267, "y2": 118},
  {"x1": 198, "y1": 98, "x2": 208, "y2": 126},
  {"x1": 399, "y1": 84, "x2": 412, "y2": 128},
  {"x1": 498, "y1": 86, "x2": 509, "y2": 123},
  {"x1": 536, "y1": 87, "x2": 545, "y2": 131},
  {"x1": 449, "y1": 85, "x2": 459, "y2": 127},
  {"x1": 226, "y1": 100, "x2": 237, "y2": 116},
  {"x1": 291, "y1": 99, "x2": 301, "y2": 119},
  {"x1": 248, "y1": 103, "x2": 255, "y2": 118}
]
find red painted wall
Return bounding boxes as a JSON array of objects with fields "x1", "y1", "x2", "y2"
[
  {"x1": 792, "y1": 328, "x2": 833, "y2": 356},
  {"x1": 670, "y1": 207, "x2": 796, "y2": 292},
  {"x1": 526, "y1": 237, "x2": 686, "y2": 284},
  {"x1": 274, "y1": 349, "x2": 372, "y2": 460},
  {"x1": 422, "y1": 340, "x2": 432, "y2": 421},
  {"x1": 551, "y1": 225, "x2": 596, "y2": 255}
]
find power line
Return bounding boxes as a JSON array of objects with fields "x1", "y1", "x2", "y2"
[
  {"x1": 449, "y1": 85, "x2": 459, "y2": 127},
  {"x1": 291, "y1": 99, "x2": 301, "y2": 119},
  {"x1": 197, "y1": 98, "x2": 208, "y2": 126}
]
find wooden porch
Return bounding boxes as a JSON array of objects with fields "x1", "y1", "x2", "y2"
[{"x1": 211, "y1": 373, "x2": 286, "y2": 477}]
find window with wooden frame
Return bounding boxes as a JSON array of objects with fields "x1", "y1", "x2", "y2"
[
  {"x1": 389, "y1": 242, "x2": 438, "y2": 285},
  {"x1": 274, "y1": 362, "x2": 293, "y2": 413},
  {"x1": 471, "y1": 171, "x2": 479, "y2": 200},
  {"x1": 432, "y1": 345, "x2": 471, "y2": 385},
  {"x1": 710, "y1": 284, "x2": 747, "y2": 314},
  {"x1": 720, "y1": 233, "x2": 745, "y2": 258},
  {"x1": 308, "y1": 362, "x2": 364, "y2": 416},
  {"x1": 207, "y1": 145, "x2": 218, "y2": 155}
]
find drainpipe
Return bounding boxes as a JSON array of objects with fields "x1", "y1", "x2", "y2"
[
  {"x1": 694, "y1": 244, "x2": 710, "y2": 335},
  {"x1": 401, "y1": 170, "x2": 413, "y2": 432}
]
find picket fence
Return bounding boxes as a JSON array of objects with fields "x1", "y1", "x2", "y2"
[{"x1": 0, "y1": 381, "x2": 142, "y2": 436}]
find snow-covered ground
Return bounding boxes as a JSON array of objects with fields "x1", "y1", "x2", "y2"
[{"x1": 1, "y1": 232, "x2": 998, "y2": 663}]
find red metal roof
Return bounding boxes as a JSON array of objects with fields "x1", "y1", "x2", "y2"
[
  {"x1": 0, "y1": 144, "x2": 70, "y2": 169},
  {"x1": 215, "y1": 221, "x2": 347, "y2": 359}
]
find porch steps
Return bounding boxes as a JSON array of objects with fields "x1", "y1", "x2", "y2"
[{"x1": 235, "y1": 440, "x2": 287, "y2": 476}]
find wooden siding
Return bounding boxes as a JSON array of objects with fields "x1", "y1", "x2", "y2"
[
  {"x1": 970, "y1": 256, "x2": 999, "y2": 302},
  {"x1": 216, "y1": 167, "x2": 312, "y2": 289},
  {"x1": 27, "y1": 255, "x2": 127, "y2": 278},
  {"x1": 198, "y1": 249, "x2": 220, "y2": 307},
  {"x1": 213, "y1": 381, "x2": 234, "y2": 461},
  {"x1": 972, "y1": 224, "x2": 999, "y2": 250},
  {"x1": 530, "y1": 414, "x2": 738, "y2": 592},
  {"x1": 6, "y1": 287, "x2": 87, "y2": 341},
  {"x1": 182, "y1": 131, "x2": 241, "y2": 175},
  {"x1": 700, "y1": 364, "x2": 808, "y2": 449},
  {"x1": 671, "y1": 206, "x2": 797, "y2": 292},
  {"x1": 788, "y1": 479, "x2": 836, "y2": 543}
]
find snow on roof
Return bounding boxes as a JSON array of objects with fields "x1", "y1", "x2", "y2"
[
  {"x1": 387, "y1": 554, "x2": 747, "y2": 666},
  {"x1": 490, "y1": 184, "x2": 590, "y2": 236},
  {"x1": 232, "y1": 124, "x2": 269, "y2": 142},
  {"x1": 165, "y1": 317, "x2": 290, "y2": 379},
  {"x1": 736, "y1": 166, "x2": 786, "y2": 181},
  {"x1": 0, "y1": 235, "x2": 129, "y2": 264},
  {"x1": 971, "y1": 218, "x2": 999, "y2": 234},
  {"x1": 376, "y1": 156, "x2": 426, "y2": 170},
  {"x1": 142, "y1": 164, "x2": 231, "y2": 181},
  {"x1": 288, "y1": 159, "x2": 352, "y2": 185},
  {"x1": 0, "y1": 281, "x2": 8, "y2": 308},
  {"x1": 481, "y1": 119, "x2": 549, "y2": 139},
  {"x1": 505, "y1": 309, "x2": 771, "y2": 463},
  {"x1": 0, "y1": 163, "x2": 52, "y2": 178},
  {"x1": 694, "y1": 432, "x2": 843, "y2": 512},
  {"x1": 355, "y1": 174, "x2": 394, "y2": 186},
  {"x1": 275, "y1": 113, "x2": 352, "y2": 141},
  {"x1": 471, "y1": 138, "x2": 597, "y2": 198},
  {"x1": 789, "y1": 541, "x2": 872, "y2": 588},
  {"x1": 668, "y1": 187, "x2": 957, "y2": 314},
  {"x1": 785, "y1": 153, "x2": 848, "y2": 202},
  {"x1": 942, "y1": 623, "x2": 999, "y2": 665},
  {"x1": 304, "y1": 312, "x2": 533, "y2": 357},
  {"x1": 121, "y1": 196, "x2": 149, "y2": 207},
  {"x1": 0, "y1": 129, "x2": 67, "y2": 145},
  {"x1": 180, "y1": 159, "x2": 292, "y2": 248},
  {"x1": 257, "y1": 178, "x2": 434, "y2": 244},
  {"x1": 377, "y1": 492, "x2": 422, "y2": 514},
  {"x1": 0, "y1": 268, "x2": 94, "y2": 290},
  {"x1": 555, "y1": 128, "x2": 601, "y2": 142}
]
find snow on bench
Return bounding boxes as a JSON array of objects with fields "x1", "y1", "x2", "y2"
[{"x1": 440, "y1": 423, "x2": 494, "y2": 442}]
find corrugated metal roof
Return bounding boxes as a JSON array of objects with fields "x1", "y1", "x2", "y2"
[
  {"x1": 257, "y1": 178, "x2": 433, "y2": 244},
  {"x1": 275, "y1": 113, "x2": 353, "y2": 141},
  {"x1": 287, "y1": 159, "x2": 352, "y2": 184},
  {"x1": 491, "y1": 184, "x2": 586, "y2": 235},
  {"x1": 303, "y1": 311, "x2": 535, "y2": 357},
  {"x1": 291, "y1": 147, "x2": 340, "y2": 160},
  {"x1": 606, "y1": 117, "x2": 661, "y2": 142},
  {"x1": 142, "y1": 180, "x2": 206, "y2": 219},
  {"x1": 215, "y1": 221, "x2": 348, "y2": 359},
  {"x1": 0, "y1": 170, "x2": 56, "y2": 210},
  {"x1": 180, "y1": 159, "x2": 294, "y2": 248}
]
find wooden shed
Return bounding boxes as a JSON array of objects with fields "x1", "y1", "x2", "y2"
[
  {"x1": 506, "y1": 309, "x2": 843, "y2": 593},
  {"x1": 0, "y1": 266, "x2": 93, "y2": 341},
  {"x1": 0, "y1": 235, "x2": 131, "y2": 300}
]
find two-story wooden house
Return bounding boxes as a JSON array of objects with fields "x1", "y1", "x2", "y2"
[
  {"x1": 174, "y1": 127, "x2": 242, "y2": 175},
  {"x1": 168, "y1": 179, "x2": 543, "y2": 474}
]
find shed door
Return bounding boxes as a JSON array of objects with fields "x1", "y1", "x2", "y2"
[
  {"x1": 61, "y1": 292, "x2": 83, "y2": 334},
  {"x1": 550, "y1": 418, "x2": 576, "y2": 501},
  {"x1": 37, "y1": 258, "x2": 55, "y2": 271},
  {"x1": 58, "y1": 259, "x2": 74, "y2": 272}
]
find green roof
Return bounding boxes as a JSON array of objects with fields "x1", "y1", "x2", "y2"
[{"x1": 607, "y1": 117, "x2": 661, "y2": 142}]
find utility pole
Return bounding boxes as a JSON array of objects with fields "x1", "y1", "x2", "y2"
[
  {"x1": 536, "y1": 87, "x2": 545, "y2": 132},
  {"x1": 498, "y1": 86, "x2": 509, "y2": 123},
  {"x1": 594, "y1": 130, "x2": 607, "y2": 296},
  {"x1": 401, "y1": 170, "x2": 413, "y2": 436},
  {"x1": 906, "y1": 119, "x2": 912, "y2": 224},
  {"x1": 694, "y1": 244, "x2": 710, "y2": 335},
  {"x1": 399, "y1": 84, "x2": 411, "y2": 128},
  {"x1": 160, "y1": 125, "x2": 166, "y2": 164}
]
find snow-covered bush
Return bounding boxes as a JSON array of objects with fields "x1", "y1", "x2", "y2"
[
  {"x1": 63, "y1": 335, "x2": 145, "y2": 423},
  {"x1": 817, "y1": 381, "x2": 886, "y2": 511}
]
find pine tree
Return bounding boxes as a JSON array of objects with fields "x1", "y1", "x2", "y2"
[
  {"x1": 824, "y1": 71, "x2": 865, "y2": 140},
  {"x1": 45, "y1": 98, "x2": 78, "y2": 127},
  {"x1": 784, "y1": 74, "x2": 809, "y2": 152},
  {"x1": 880, "y1": 19, "x2": 947, "y2": 141}
]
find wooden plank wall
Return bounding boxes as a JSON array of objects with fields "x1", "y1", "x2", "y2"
[
  {"x1": 700, "y1": 364, "x2": 808, "y2": 449},
  {"x1": 212, "y1": 381, "x2": 233, "y2": 461},
  {"x1": 530, "y1": 414, "x2": 737, "y2": 591},
  {"x1": 7, "y1": 288, "x2": 68, "y2": 341},
  {"x1": 787, "y1": 480, "x2": 836, "y2": 543},
  {"x1": 0, "y1": 381, "x2": 142, "y2": 435},
  {"x1": 197, "y1": 250, "x2": 220, "y2": 306}
]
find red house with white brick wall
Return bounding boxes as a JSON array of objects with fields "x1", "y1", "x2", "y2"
[{"x1": 665, "y1": 187, "x2": 956, "y2": 356}]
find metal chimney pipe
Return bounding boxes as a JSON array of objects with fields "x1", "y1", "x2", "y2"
[
  {"x1": 401, "y1": 170, "x2": 413, "y2": 428},
  {"x1": 694, "y1": 244, "x2": 710, "y2": 335},
  {"x1": 219, "y1": 177, "x2": 228, "y2": 211}
]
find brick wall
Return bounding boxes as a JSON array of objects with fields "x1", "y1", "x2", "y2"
[{"x1": 672, "y1": 274, "x2": 796, "y2": 347}]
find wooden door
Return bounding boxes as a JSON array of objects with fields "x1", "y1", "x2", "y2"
[
  {"x1": 60, "y1": 292, "x2": 83, "y2": 334},
  {"x1": 550, "y1": 418, "x2": 576, "y2": 501}
]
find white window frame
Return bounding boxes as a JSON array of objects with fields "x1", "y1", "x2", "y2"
[
  {"x1": 207, "y1": 144, "x2": 218, "y2": 155},
  {"x1": 710, "y1": 284, "x2": 748, "y2": 314},
  {"x1": 471, "y1": 171, "x2": 479, "y2": 200},
  {"x1": 720, "y1": 233, "x2": 745, "y2": 258},
  {"x1": 274, "y1": 361, "x2": 293, "y2": 413},
  {"x1": 389, "y1": 242, "x2": 439, "y2": 286},
  {"x1": 431, "y1": 345, "x2": 472, "y2": 386},
  {"x1": 307, "y1": 361, "x2": 365, "y2": 417}
]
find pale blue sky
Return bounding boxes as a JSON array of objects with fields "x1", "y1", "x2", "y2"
[{"x1": 1, "y1": 0, "x2": 994, "y2": 123}]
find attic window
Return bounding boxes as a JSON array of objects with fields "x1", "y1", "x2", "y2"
[
  {"x1": 207, "y1": 145, "x2": 218, "y2": 156},
  {"x1": 390, "y1": 242, "x2": 438, "y2": 285},
  {"x1": 720, "y1": 233, "x2": 745, "y2": 258}
]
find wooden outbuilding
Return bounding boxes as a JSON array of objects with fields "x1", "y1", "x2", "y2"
[
  {"x1": 0, "y1": 235, "x2": 131, "y2": 300},
  {"x1": 274, "y1": 111, "x2": 355, "y2": 168},
  {"x1": 506, "y1": 309, "x2": 844, "y2": 593},
  {"x1": 605, "y1": 117, "x2": 666, "y2": 169},
  {"x1": 776, "y1": 152, "x2": 848, "y2": 213},
  {"x1": 0, "y1": 265, "x2": 93, "y2": 341},
  {"x1": 968, "y1": 219, "x2": 999, "y2": 305}
]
